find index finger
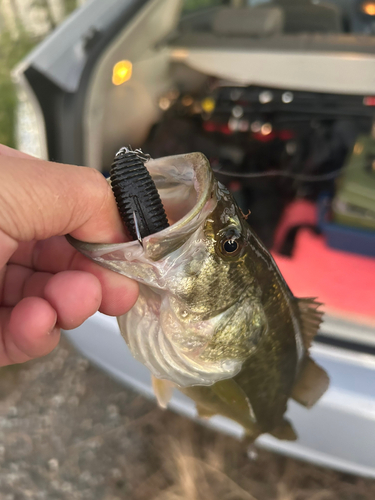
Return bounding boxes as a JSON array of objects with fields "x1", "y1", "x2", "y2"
[
  {"x1": 0, "y1": 150, "x2": 127, "y2": 244},
  {"x1": 0, "y1": 144, "x2": 35, "y2": 159}
]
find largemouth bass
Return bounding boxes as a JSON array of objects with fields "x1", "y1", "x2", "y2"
[{"x1": 68, "y1": 152, "x2": 328, "y2": 441}]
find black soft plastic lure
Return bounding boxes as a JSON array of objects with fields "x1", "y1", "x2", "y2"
[{"x1": 110, "y1": 147, "x2": 169, "y2": 241}]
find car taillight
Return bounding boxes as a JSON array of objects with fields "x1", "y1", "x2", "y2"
[{"x1": 363, "y1": 96, "x2": 375, "y2": 106}]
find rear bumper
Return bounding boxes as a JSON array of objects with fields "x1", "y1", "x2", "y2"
[{"x1": 64, "y1": 313, "x2": 375, "y2": 478}]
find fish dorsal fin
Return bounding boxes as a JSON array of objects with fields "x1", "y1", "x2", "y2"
[{"x1": 297, "y1": 297, "x2": 324, "y2": 349}]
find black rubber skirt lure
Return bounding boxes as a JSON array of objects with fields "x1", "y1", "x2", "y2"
[{"x1": 110, "y1": 147, "x2": 169, "y2": 241}]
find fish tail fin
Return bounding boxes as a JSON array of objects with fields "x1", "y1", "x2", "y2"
[
  {"x1": 270, "y1": 418, "x2": 298, "y2": 441},
  {"x1": 296, "y1": 297, "x2": 324, "y2": 349},
  {"x1": 292, "y1": 356, "x2": 329, "y2": 408}
]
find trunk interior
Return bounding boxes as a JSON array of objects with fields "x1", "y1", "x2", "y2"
[{"x1": 81, "y1": 1, "x2": 375, "y2": 340}]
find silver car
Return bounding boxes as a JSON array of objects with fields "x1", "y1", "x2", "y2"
[{"x1": 13, "y1": 0, "x2": 375, "y2": 478}]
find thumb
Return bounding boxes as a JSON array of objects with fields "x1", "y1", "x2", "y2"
[{"x1": 0, "y1": 153, "x2": 125, "y2": 243}]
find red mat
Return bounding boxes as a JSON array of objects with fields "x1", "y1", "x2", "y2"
[{"x1": 273, "y1": 230, "x2": 375, "y2": 327}]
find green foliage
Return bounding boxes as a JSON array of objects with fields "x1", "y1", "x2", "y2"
[
  {"x1": 183, "y1": 0, "x2": 226, "y2": 12},
  {"x1": 31, "y1": 0, "x2": 57, "y2": 29},
  {"x1": 64, "y1": 0, "x2": 78, "y2": 16},
  {"x1": 0, "y1": 30, "x2": 37, "y2": 147},
  {"x1": 0, "y1": 0, "x2": 79, "y2": 148}
]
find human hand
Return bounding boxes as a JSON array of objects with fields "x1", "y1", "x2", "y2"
[{"x1": 0, "y1": 144, "x2": 138, "y2": 366}]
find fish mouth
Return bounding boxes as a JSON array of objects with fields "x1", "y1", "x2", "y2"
[
  {"x1": 140, "y1": 152, "x2": 215, "y2": 260},
  {"x1": 68, "y1": 152, "x2": 216, "y2": 262}
]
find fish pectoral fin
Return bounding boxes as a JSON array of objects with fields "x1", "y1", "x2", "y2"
[
  {"x1": 296, "y1": 297, "x2": 324, "y2": 349},
  {"x1": 292, "y1": 357, "x2": 329, "y2": 408},
  {"x1": 212, "y1": 379, "x2": 257, "y2": 423},
  {"x1": 269, "y1": 418, "x2": 297, "y2": 441},
  {"x1": 151, "y1": 375, "x2": 174, "y2": 409}
]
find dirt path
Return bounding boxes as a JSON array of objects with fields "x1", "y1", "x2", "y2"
[{"x1": 0, "y1": 338, "x2": 374, "y2": 500}]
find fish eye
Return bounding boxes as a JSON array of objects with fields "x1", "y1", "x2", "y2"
[
  {"x1": 222, "y1": 238, "x2": 240, "y2": 255},
  {"x1": 216, "y1": 227, "x2": 244, "y2": 258}
]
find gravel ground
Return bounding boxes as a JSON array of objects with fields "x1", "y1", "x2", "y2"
[{"x1": 0, "y1": 337, "x2": 374, "y2": 500}]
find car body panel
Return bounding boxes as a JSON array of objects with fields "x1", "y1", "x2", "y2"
[{"x1": 64, "y1": 313, "x2": 375, "y2": 478}]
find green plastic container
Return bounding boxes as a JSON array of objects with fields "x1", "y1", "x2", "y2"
[{"x1": 333, "y1": 135, "x2": 375, "y2": 231}]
